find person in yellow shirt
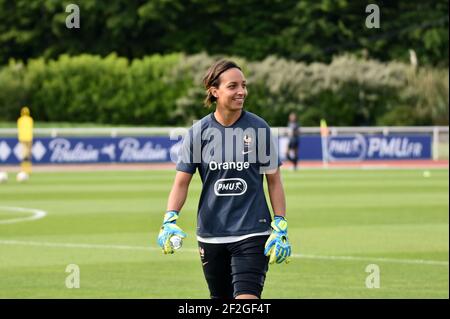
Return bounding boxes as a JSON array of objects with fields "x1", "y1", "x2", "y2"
[{"x1": 17, "y1": 106, "x2": 33, "y2": 174}]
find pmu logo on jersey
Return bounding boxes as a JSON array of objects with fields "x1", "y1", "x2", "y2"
[{"x1": 214, "y1": 178, "x2": 248, "y2": 196}]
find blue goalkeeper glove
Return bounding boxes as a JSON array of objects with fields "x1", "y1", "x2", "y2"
[
  {"x1": 157, "y1": 210, "x2": 187, "y2": 254},
  {"x1": 264, "y1": 216, "x2": 292, "y2": 264}
]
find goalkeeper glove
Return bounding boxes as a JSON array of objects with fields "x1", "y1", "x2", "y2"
[
  {"x1": 264, "y1": 215, "x2": 292, "y2": 264},
  {"x1": 157, "y1": 210, "x2": 187, "y2": 254}
]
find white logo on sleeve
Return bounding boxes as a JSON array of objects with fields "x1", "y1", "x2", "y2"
[{"x1": 214, "y1": 178, "x2": 248, "y2": 196}]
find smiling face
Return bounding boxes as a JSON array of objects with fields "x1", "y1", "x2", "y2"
[
  {"x1": 210, "y1": 67, "x2": 247, "y2": 112},
  {"x1": 289, "y1": 112, "x2": 297, "y2": 122}
]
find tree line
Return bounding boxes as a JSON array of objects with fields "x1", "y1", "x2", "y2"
[{"x1": 0, "y1": 0, "x2": 448, "y2": 67}]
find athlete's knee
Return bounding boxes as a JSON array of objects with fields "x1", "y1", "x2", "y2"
[{"x1": 235, "y1": 293, "x2": 259, "y2": 299}]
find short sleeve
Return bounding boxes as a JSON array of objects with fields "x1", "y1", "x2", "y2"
[
  {"x1": 175, "y1": 129, "x2": 198, "y2": 174},
  {"x1": 259, "y1": 125, "x2": 282, "y2": 174}
]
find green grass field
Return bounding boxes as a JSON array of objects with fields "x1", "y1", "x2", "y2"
[{"x1": 0, "y1": 168, "x2": 448, "y2": 298}]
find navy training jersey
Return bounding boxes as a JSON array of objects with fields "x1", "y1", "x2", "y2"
[{"x1": 176, "y1": 110, "x2": 282, "y2": 237}]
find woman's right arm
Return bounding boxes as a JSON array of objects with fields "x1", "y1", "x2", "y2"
[{"x1": 166, "y1": 171, "x2": 193, "y2": 212}]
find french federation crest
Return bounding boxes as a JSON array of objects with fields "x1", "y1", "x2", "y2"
[{"x1": 243, "y1": 135, "x2": 252, "y2": 146}]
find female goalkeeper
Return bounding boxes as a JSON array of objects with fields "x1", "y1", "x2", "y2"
[{"x1": 157, "y1": 60, "x2": 292, "y2": 299}]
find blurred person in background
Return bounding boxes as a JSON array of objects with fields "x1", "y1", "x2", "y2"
[
  {"x1": 17, "y1": 106, "x2": 33, "y2": 174},
  {"x1": 286, "y1": 112, "x2": 300, "y2": 171}
]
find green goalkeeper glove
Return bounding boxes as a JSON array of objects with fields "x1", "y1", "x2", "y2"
[
  {"x1": 264, "y1": 216, "x2": 292, "y2": 264},
  {"x1": 157, "y1": 210, "x2": 187, "y2": 254}
]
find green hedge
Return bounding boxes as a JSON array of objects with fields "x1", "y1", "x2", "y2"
[
  {"x1": 0, "y1": 53, "x2": 448, "y2": 126},
  {"x1": 0, "y1": 53, "x2": 191, "y2": 125}
]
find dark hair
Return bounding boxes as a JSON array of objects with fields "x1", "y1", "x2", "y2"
[{"x1": 202, "y1": 60, "x2": 241, "y2": 107}]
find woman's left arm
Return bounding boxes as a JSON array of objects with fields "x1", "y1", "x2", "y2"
[{"x1": 265, "y1": 168, "x2": 286, "y2": 218}]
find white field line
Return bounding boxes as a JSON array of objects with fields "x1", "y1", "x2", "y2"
[
  {"x1": 0, "y1": 239, "x2": 447, "y2": 267},
  {"x1": 0, "y1": 207, "x2": 47, "y2": 225},
  {"x1": 296, "y1": 253, "x2": 448, "y2": 266}
]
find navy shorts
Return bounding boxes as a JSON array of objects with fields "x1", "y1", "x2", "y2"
[{"x1": 198, "y1": 235, "x2": 270, "y2": 299}]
